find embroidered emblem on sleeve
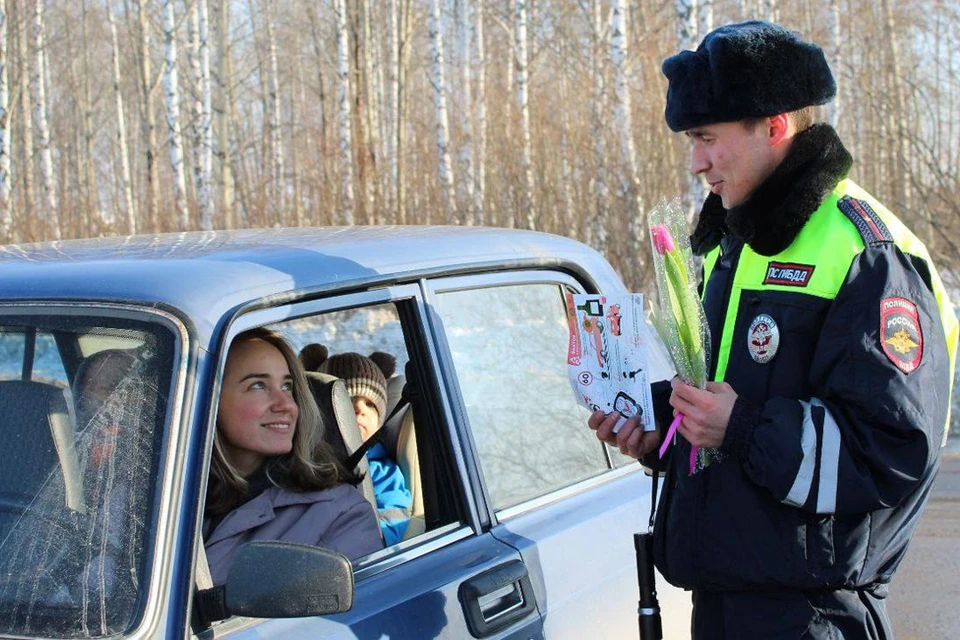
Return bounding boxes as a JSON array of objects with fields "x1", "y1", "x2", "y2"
[
  {"x1": 880, "y1": 297, "x2": 923, "y2": 373},
  {"x1": 748, "y1": 314, "x2": 780, "y2": 364}
]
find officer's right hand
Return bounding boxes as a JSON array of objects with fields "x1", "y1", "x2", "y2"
[{"x1": 588, "y1": 410, "x2": 660, "y2": 459}]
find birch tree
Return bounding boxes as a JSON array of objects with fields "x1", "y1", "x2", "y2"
[
  {"x1": 0, "y1": 1, "x2": 10, "y2": 241},
  {"x1": 457, "y1": 0, "x2": 476, "y2": 224},
  {"x1": 387, "y1": 0, "x2": 399, "y2": 218},
  {"x1": 334, "y1": 0, "x2": 354, "y2": 224},
  {"x1": 106, "y1": 0, "x2": 136, "y2": 234},
  {"x1": 590, "y1": 0, "x2": 608, "y2": 249},
  {"x1": 162, "y1": 0, "x2": 189, "y2": 229},
  {"x1": 828, "y1": 0, "x2": 841, "y2": 128},
  {"x1": 611, "y1": 0, "x2": 643, "y2": 275},
  {"x1": 189, "y1": 0, "x2": 213, "y2": 230},
  {"x1": 264, "y1": 0, "x2": 283, "y2": 221},
  {"x1": 216, "y1": 0, "x2": 235, "y2": 226},
  {"x1": 676, "y1": 0, "x2": 706, "y2": 218},
  {"x1": 515, "y1": 0, "x2": 535, "y2": 229},
  {"x1": 34, "y1": 0, "x2": 58, "y2": 239},
  {"x1": 473, "y1": 0, "x2": 486, "y2": 225},
  {"x1": 136, "y1": 0, "x2": 160, "y2": 230},
  {"x1": 18, "y1": 5, "x2": 35, "y2": 234},
  {"x1": 430, "y1": 0, "x2": 457, "y2": 224}
]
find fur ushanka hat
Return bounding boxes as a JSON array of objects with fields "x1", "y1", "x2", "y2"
[{"x1": 662, "y1": 21, "x2": 836, "y2": 132}]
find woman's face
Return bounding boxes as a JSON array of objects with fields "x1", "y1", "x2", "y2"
[{"x1": 217, "y1": 338, "x2": 299, "y2": 476}]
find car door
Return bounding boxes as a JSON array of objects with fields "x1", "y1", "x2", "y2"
[
  {"x1": 204, "y1": 285, "x2": 544, "y2": 639},
  {"x1": 427, "y1": 271, "x2": 692, "y2": 640}
]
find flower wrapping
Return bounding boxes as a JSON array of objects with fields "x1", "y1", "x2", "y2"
[{"x1": 648, "y1": 198, "x2": 713, "y2": 474}]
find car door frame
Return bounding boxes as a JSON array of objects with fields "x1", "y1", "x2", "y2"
[{"x1": 200, "y1": 283, "x2": 544, "y2": 638}]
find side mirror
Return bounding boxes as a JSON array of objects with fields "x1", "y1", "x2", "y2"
[{"x1": 224, "y1": 541, "x2": 354, "y2": 618}]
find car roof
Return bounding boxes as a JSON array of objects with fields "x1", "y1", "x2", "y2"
[{"x1": 0, "y1": 226, "x2": 622, "y2": 341}]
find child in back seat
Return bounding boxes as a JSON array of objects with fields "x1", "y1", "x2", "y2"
[{"x1": 319, "y1": 351, "x2": 412, "y2": 545}]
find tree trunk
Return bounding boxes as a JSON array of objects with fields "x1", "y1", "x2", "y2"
[
  {"x1": 162, "y1": 0, "x2": 189, "y2": 229},
  {"x1": 590, "y1": 0, "x2": 608, "y2": 250},
  {"x1": 334, "y1": 0, "x2": 355, "y2": 224},
  {"x1": 676, "y1": 0, "x2": 706, "y2": 219},
  {"x1": 265, "y1": 0, "x2": 283, "y2": 223},
  {"x1": 107, "y1": 0, "x2": 137, "y2": 234},
  {"x1": 430, "y1": 0, "x2": 457, "y2": 224},
  {"x1": 880, "y1": 0, "x2": 910, "y2": 214},
  {"x1": 196, "y1": 0, "x2": 213, "y2": 229},
  {"x1": 515, "y1": 0, "x2": 535, "y2": 229},
  {"x1": 611, "y1": 0, "x2": 644, "y2": 279},
  {"x1": 216, "y1": 0, "x2": 234, "y2": 227},
  {"x1": 387, "y1": 0, "x2": 398, "y2": 221},
  {"x1": 828, "y1": 0, "x2": 841, "y2": 128},
  {"x1": 458, "y1": 0, "x2": 475, "y2": 224},
  {"x1": 33, "y1": 0, "x2": 58, "y2": 240},
  {"x1": 0, "y1": 0, "x2": 11, "y2": 242},
  {"x1": 18, "y1": 3, "x2": 35, "y2": 239},
  {"x1": 136, "y1": 0, "x2": 160, "y2": 231},
  {"x1": 396, "y1": 0, "x2": 412, "y2": 223},
  {"x1": 80, "y1": 1, "x2": 105, "y2": 234},
  {"x1": 474, "y1": 0, "x2": 486, "y2": 225}
]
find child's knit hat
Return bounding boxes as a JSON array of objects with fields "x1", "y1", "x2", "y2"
[{"x1": 318, "y1": 351, "x2": 396, "y2": 426}]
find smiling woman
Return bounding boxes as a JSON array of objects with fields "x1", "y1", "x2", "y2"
[{"x1": 203, "y1": 328, "x2": 383, "y2": 586}]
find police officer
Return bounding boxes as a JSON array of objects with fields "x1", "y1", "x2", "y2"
[{"x1": 589, "y1": 21, "x2": 959, "y2": 639}]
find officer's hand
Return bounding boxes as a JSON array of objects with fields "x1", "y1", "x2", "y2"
[
  {"x1": 669, "y1": 380, "x2": 737, "y2": 449},
  {"x1": 588, "y1": 410, "x2": 660, "y2": 458}
]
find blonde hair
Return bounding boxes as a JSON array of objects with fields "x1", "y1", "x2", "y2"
[{"x1": 206, "y1": 327, "x2": 356, "y2": 514}]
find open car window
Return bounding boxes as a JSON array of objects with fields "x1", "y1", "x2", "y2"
[{"x1": 0, "y1": 313, "x2": 177, "y2": 638}]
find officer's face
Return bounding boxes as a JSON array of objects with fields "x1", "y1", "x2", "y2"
[{"x1": 686, "y1": 120, "x2": 780, "y2": 209}]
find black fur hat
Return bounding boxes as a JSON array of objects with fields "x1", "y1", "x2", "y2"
[{"x1": 662, "y1": 21, "x2": 835, "y2": 132}]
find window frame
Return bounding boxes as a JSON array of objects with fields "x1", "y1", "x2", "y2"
[
  {"x1": 424, "y1": 270, "x2": 623, "y2": 526},
  {"x1": 211, "y1": 284, "x2": 484, "y2": 583},
  {"x1": 0, "y1": 301, "x2": 192, "y2": 640}
]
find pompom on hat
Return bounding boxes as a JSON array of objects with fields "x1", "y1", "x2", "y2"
[
  {"x1": 318, "y1": 351, "x2": 396, "y2": 427},
  {"x1": 662, "y1": 21, "x2": 836, "y2": 132}
]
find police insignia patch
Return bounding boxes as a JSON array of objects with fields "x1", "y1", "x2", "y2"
[
  {"x1": 748, "y1": 314, "x2": 780, "y2": 364},
  {"x1": 880, "y1": 297, "x2": 923, "y2": 373}
]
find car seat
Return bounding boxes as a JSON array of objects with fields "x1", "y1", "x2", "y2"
[
  {"x1": 381, "y1": 375, "x2": 424, "y2": 540},
  {"x1": 305, "y1": 371, "x2": 377, "y2": 512},
  {"x1": 0, "y1": 380, "x2": 85, "y2": 539}
]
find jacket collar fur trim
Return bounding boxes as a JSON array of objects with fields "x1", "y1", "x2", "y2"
[{"x1": 690, "y1": 123, "x2": 853, "y2": 257}]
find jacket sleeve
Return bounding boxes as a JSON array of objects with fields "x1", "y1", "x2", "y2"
[
  {"x1": 372, "y1": 459, "x2": 412, "y2": 546},
  {"x1": 319, "y1": 487, "x2": 385, "y2": 559},
  {"x1": 721, "y1": 245, "x2": 951, "y2": 515}
]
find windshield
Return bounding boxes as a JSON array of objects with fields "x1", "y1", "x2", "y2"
[{"x1": 0, "y1": 311, "x2": 177, "y2": 637}]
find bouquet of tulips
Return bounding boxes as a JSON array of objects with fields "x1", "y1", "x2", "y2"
[{"x1": 647, "y1": 198, "x2": 712, "y2": 474}]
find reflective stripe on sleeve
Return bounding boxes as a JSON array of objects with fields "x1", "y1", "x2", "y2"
[
  {"x1": 814, "y1": 398, "x2": 841, "y2": 514},
  {"x1": 783, "y1": 398, "x2": 841, "y2": 514},
  {"x1": 784, "y1": 400, "x2": 818, "y2": 508}
]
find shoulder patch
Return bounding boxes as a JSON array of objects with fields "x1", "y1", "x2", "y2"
[
  {"x1": 837, "y1": 196, "x2": 894, "y2": 246},
  {"x1": 880, "y1": 296, "x2": 923, "y2": 373},
  {"x1": 763, "y1": 261, "x2": 815, "y2": 287}
]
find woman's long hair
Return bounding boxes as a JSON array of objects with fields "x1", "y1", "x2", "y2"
[{"x1": 206, "y1": 327, "x2": 358, "y2": 515}]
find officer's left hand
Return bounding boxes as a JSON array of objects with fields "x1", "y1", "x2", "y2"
[{"x1": 669, "y1": 380, "x2": 737, "y2": 449}]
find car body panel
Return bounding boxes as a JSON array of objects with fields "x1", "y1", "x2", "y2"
[{"x1": 0, "y1": 226, "x2": 683, "y2": 639}]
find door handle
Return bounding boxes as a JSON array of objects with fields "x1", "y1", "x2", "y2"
[{"x1": 459, "y1": 560, "x2": 537, "y2": 638}]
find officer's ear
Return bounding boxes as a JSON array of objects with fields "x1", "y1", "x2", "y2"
[{"x1": 767, "y1": 113, "x2": 791, "y2": 147}]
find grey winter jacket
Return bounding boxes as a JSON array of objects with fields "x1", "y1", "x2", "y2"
[{"x1": 204, "y1": 482, "x2": 383, "y2": 585}]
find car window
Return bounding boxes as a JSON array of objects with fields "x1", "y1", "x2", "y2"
[
  {"x1": 434, "y1": 282, "x2": 609, "y2": 511},
  {"x1": 0, "y1": 329, "x2": 68, "y2": 387},
  {"x1": 267, "y1": 298, "x2": 462, "y2": 554},
  {"x1": 0, "y1": 313, "x2": 177, "y2": 638}
]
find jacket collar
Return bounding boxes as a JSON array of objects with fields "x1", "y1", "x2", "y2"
[
  {"x1": 690, "y1": 123, "x2": 853, "y2": 257},
  {"x1": 204, "y1": 484, "x2": 343, "y2": 546}
]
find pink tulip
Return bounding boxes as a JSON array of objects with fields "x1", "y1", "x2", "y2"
[{"x1": 651, "y1": 224, "x2": 676, "y2": 254}]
